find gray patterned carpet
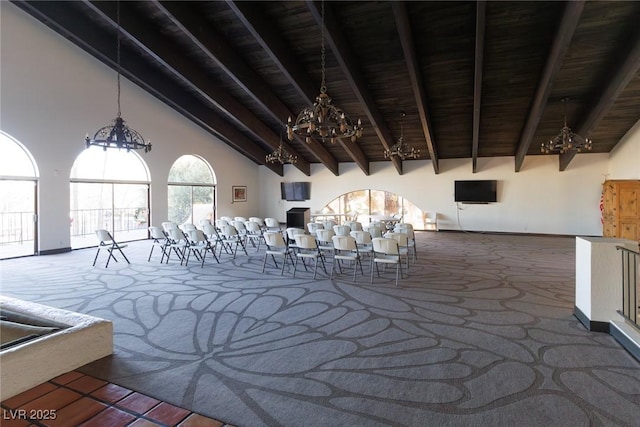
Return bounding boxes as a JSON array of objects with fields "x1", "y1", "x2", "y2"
[{"x1": 2, "y1": 231, "x2": 640, "y2": 426}]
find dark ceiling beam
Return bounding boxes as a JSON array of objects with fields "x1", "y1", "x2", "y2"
[
  {"x1": 514, "y1": 0, "x2": 584, "y2": 172},
  {"x1": 471, "y1": 1, "x2": 486, "y2": 173},
  {"x1": 307, "y1": 0, "x2": 403, "y2": 175},
  {"x1": 226, "y1": 0, "x2": 370, "y2": 176},
  {"x1": 560, "y1": 28, "x2": 640, "y2": 171},
  {"x1": 84, "y1": 0, "x2": 310, "y2": 176},
  {"x1": 392, "y1": 1, "x2": 439, "y2": 175},
  {"x1": 12, "y1": 0, "x2": 283, "y2": 176},
  {"x1": 153, "y1": 0, "x2": 340, "y2": 176}
]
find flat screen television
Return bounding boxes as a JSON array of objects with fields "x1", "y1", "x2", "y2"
[
  {"x1": 280, "y1": 182, "x2": 311, "y2": 201},
  {"x1": 454, "y1": 180, "x2": 497, "y2": 203}
]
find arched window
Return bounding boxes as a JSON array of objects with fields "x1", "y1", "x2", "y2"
[
  {"x1": 0, "y1": 131, "x2": 39, "y2": 258},
  {"x1": 322, "y1": 190, "x2": 425, "y2": 229},
  {"x1": 70, "y1": 147, "x2": 150, "y2": 248},
  {"x1": 168, "y1": 155, "x2": 216, "y2": 225}
]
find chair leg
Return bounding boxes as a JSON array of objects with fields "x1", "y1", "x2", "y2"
[
  {"x1": 293, "y1": 256, "x2": 299, "y2": 277},
  {"x1": 117, "y1": 247, "x2": 130, "y2": 264},
  {"x1": 148, "y1": 245, "x2": 155, "y2": 262},
  {"x1": 280, "y1": 254, "x2": 287, "y2": 276},
  {"x1": 330, "y1": 257, "x2": 335, "y2": 279},
  {"x1": 93, "y1": 248, "x2": 101, "y2": 266}
]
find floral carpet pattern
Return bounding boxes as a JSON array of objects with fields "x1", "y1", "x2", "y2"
[{"x1": 2, "y1": 232, "x2": 640, "y2": 426}]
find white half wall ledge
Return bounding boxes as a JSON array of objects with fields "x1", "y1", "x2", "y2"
[{"x1": 0, "y1": 296, "x2": 113, "y2": 401}]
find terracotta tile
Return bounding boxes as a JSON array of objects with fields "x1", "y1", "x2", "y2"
[
  {"x1": 90, "y1": 383, "x2": 133, "y2": 403},
  {"x1": 78, "y1": 406, "x2": 137, "y2": 427},
  {"x1": 20, "y1": 388, "x2": 82, "y2": 412},
  {"x1": 40, "y1": 397, "x2": 106, "y2": 427},
  {"x1": 50, "y1": 371, "x2": 84, "y2": 385},
  {"x1": 115, "y1": 392, "x2": 160, "y2": 414},
  {"x1": 145, "y1": 401, "x2": 190, "y2": 425},
  {"x1": 177, "y1": 413, "x2": 224, "y2": 427},
  {"x1": 128, "y1": 418, "x2": 163, "y2": 427},
  {"x1": 65, "y1": 375, "x2": 108, "y2": 394},
  {"x1": 2, "y1": 383, "x2": 58, "y2": 408}
]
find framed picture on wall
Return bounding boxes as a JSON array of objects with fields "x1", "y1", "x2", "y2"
[{"x1": 232, "y1": 185, "x2": 247, "y2": 202}]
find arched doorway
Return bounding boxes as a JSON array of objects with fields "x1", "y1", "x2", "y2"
[
  {"x1": 167, "y1": 155, "x2": 216, "y2": 225},
  {"x1": 0, "y1": 131, "x2": 39, "y2": 258},
  {"x1": 70, "y1": 147, "x2": 151, "y2": 248}
]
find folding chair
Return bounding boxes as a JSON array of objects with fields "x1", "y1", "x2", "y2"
[{"x1": 93, "y1": 229, "x2": 130, "y2": 268}]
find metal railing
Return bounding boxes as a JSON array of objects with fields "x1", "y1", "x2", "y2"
[
  {"x1": 617, "y1": 245, "x2": 640, "y2": 327},
  {"x1": 0, "y1": 211, "x2": 35, "y2": 245},
  {"x1": 70, "y1": 207, "x2": 148, "y2": 238}
]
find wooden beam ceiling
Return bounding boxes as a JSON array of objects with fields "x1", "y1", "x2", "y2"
[{"x1": 472, "y1": 1, "x2": 486, "y2": 173}]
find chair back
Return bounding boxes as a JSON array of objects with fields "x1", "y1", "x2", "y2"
[
  {"x1": 264, "y1": 232, "x2": 286, "y2": 248},
  {"x1": 202, "y1": 223, "x2": 217, "y2": 237},
  {"x1": 307, "y1": 222, "x2": 323, "y2": 235},
  {"x1": 245, "y1": 221, "x2": 262, "y2": 234},
  {"x1": 333, "y1": 225, "x2": 351, "y2": 236},
  {"x1": 394, "y1": 223, "x2": 414, "y2": 232},
  {"x1": 215, "y1": 219, "x2": 229, "y2": 229},
  {"x1": 316, "y1": 229, "x2": 335, "y2": 244},
  {"x1": 199, "y1": 219, "x2": 212, "y2": 226},
  {"x1": 350, "y1": 230, "x2": 372, "y2": 245},
  {"x1": 372, "y1": 237, "x2": 399, "y2": 255},
  {"x1": 96, "y1": 229, "x2": 114, "y2": 243},
  {"x1": 221, "y1": 224, "x2": 238, "y2": 237},
  {"x1": 367, "y1": 223, "x2": 383, "y2": 238},
  {"x1": 180, "y1": 223, "x2": 197, "y2": 232},
  {"x1": 322, "y1": 220, "x2": 337, "y2": 230},
  {"x1": 234, "y1": 216, "x2": 247, "y2": 222},
  {"x1": 161, "y1": 221, "x2": 178, "y2": 232},
  {"x1": 264, "y1": 217, "x2": 280, "y2": 229},
  {"x1": 332, "y1": 235, "x2": 357, "y2": 251},
  {"x1": 167, "y1": 227, "x2": 186, "y2": 242},
  {"x1": 249, "y1": 217, "x2": 265, "y2": 227},
  {"x1": 187, "y1": 229, "x2": 206, "y2": 244},
  {"x1": 286, "y1": 227, "x2": 306, "y2": 240},
  {"x1": 232, "y1": 220, "x2": 247, "y2": 234},
  {"x1": 345, "y1": 221, "x2": 363, "y2": 231},
  {"x1": 384, "y1": 232, "x2": 409, "y2": 246},
  {"x1": 148, "y1": 226, "x2": 166, "y2": 240},
  {"x1": 220, "y1": 216, "x2": 233, "y2": 223},
  {"x1": 295, "y1": 234, "x2": 318, "y2": 250}
]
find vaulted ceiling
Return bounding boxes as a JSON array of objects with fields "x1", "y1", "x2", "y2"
[{"x1": 13, "y1": 1, "x2": 640, "y2": 176}]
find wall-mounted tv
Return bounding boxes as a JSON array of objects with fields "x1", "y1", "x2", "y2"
[
  {"x1": 454, "y1": 180, "x2": 497, "y2": 203},
  {"x1": 280, "y1": 182, "x2": 311, "y2": 201}
]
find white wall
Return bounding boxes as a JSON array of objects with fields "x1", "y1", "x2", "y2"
[
  {"x1": 260, "y1": 154, "x2": 609, "y2": 236},
  {"x1": 608, "y1": 118, "x2": 640, "y2": 180},
  {"x1": 1, "y1": 3, "x2": 260, "y2": 251}
]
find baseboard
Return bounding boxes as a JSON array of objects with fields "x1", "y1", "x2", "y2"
[
  {"x1": 610, "y1": 320, "x2": 640, "y2": 362},
  {"x1": 39, "y1": 247, "x2": 72, "y2": 255},
  {"x1": 574, "y1": 305, "x2": 610, "y2": 333}
]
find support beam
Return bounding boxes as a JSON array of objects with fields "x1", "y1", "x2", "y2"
[
  {"x1": 514, "y1": 0, "x2": 584, "y2": 172},
  {"x1": 392, "y1": 1, "x2": 439, "y2": 174},
  {"x1": 307, "y1": 0, "x2": 403, "y2": 175},
  {"x1": 560, "y1": 28, "x2": 640, "y2": 171},
  {"x1": 154, "y1": 0, "x2": 340, "y2": 176},
  {"x1": 472, "y1": 1, "x2": 486, "y2": 173},
  {"x1": 227, "y1": 0, "x2": 370, "y2": 175}
]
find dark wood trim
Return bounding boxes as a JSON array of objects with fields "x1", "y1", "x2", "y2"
[
  {"x1": 472, "y1": 1, "x2": 486, "y2": 173},
  {"x1": 39, "y1": 248, "x2": 72, "y2": 255}
]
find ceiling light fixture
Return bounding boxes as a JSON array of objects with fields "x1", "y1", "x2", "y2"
[
  {"x1": 266, "y1": 131, "x2": 298, "y2": 164},
  {"x1": 85, "y1": 1, "x2": 151, "y2": 153},
  {"x1": 384, "y1": 112, "x2": 420, "y2": 160},
  {"x1": 541, "y1": 97, "x2": 591, "y2": 154},
  {"x1": 286, "y1": 0, "x2": 363, "y2": 145}
]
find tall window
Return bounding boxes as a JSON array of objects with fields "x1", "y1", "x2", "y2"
[
  {"x1": 168, "y1": 155, "x2": 216, "y2": 225},
  {"x1": 70, "y1": 147, "x2": 150, "y2": 249},
  {"x1": 0, "y1": 131, "x2": 39, "y2": 259},
  {"x1": 322, "y1": 190, "x2": 425, "y2": 229}
]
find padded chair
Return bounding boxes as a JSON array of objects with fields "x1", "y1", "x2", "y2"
[
  {"x1": 333, "y1": 224, "x2": 351, "y2": 237},
  {"x1": 371, "y1": 237, "x2": 403, "y2": 287},
  {"x1": 262, "y1": 232, "x2": 295, "y2": 275},
  {"x1": 219, "y1": 224, "x2": 248, "y2": 258},
  {"x1": 293, "y1": 234, "x2": 327, "y2": 279},
  {"x1": 93, "y1": 229, "x2": 130, "y2": 268},
  {"x1": 185, "y1": 229, "x2": 219, "y2": 267},
  {"x1": 331, "y1": 235, "x2": 363, "y2": 281},
  {"x1": 245, "y1": 220, "x2": 264, "y2": 251},
  {"x1": 147, "y1": 226, "x2": 169, "y2": 263},
  {"x1": 264, "y1": 217, "x2": 281, "y2": 232}
]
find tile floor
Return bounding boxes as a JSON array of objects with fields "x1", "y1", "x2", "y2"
[{"x1": 1, "y1": 371, "x2": 230, "y2": 427}]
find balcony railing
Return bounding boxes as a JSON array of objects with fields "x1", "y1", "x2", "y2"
[
  {"x1": 70, "y1": 207, "x2": 148, "y2": 248},
  {"x1": 617, "y1": 245, "x2": 640, "y2": 327},
  {"x1": 0, "y1": 211, "x2": 34, "y2": 245}
]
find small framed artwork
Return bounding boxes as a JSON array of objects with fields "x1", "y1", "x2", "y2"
[{"x1": 232, "y1": 185, "x2": 247, "y2": 202}]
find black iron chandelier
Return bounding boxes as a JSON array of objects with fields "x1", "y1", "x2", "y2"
[
  {"x1": 266, "y1": 132, "x2": 297, "y2": 164},
  {"x1": 384, "y1": 113, "x2": 420, "y2": 160},
  {"x1": 286, "y1": 0, "x2": 363, "y2": 145},
  {"x1": 541, "y1": 97, "x2": 592, "y2": 154},
  {"x1": 85, "y1": 2, "x2": 151, "y2": 153}
]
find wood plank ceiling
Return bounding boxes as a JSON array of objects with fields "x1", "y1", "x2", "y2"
[{"x1": 13, "y1": 0, "x2": 640, "y2": 176}]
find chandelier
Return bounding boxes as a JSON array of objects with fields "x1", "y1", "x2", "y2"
[
  {"x1": 384, "y1": 113, "x2": 420, "y2": 160},
  {"x1": 285, "y1": 0, "x2": 363, "y2": 145},
  {"x1": 85, "y1": 1, "x2": 151, "y2": 153},
  {"x1": 541, "y1": 97, "x2": 592, "y2": 154},
  {"x1": 266, "y1": 132, "x2": 297, "y2": 164}
]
